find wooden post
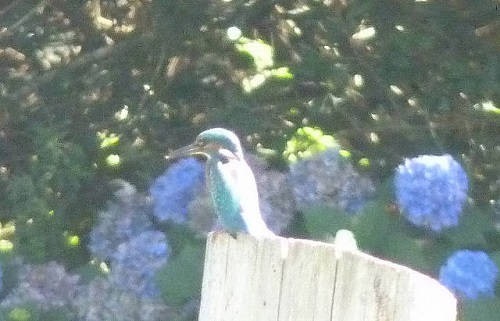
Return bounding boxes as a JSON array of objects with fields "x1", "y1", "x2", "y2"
[{"x1": 198, "y1": 232, "x2": 456, "y2": 321}]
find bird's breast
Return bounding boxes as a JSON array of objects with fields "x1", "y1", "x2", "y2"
[{"x1": 206, "y1": 158, "x2": 260, "y2": 232}]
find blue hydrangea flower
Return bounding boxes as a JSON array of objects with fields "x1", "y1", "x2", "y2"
[
  {"x1": 439, "y1": 250, "x2": 498, "y2": 299},
  {"x1": 150, "y1": 158, "x2": 205, "y2": 223},
  {"x1": 395, "y1": 154, "x2": 468, "y2": 231},
  {"x1": 110, "y1": 230, "x2": 170, "y2": 298}
]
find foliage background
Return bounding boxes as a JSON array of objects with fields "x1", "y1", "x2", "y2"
[{"x1": 0, "y1": 0, "x2": 499, "y2": 320}]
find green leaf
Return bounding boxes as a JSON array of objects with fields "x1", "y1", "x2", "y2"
[
  {"x1": 303, "y1": 205, "x2": 353, "y2": 240},
  {"x1": 462, "y1": 298, "x2": 500, "y2": 321},
  {"x1": 0, "y1": 239, "x2": 14, "y2": 253},
  {"x1": 105, "y1": 154, "x2": 121, "y2": 167},
  {"x1": 7, "y1": 307, "x2": 31, "y2": 321},
  {"x1": 473, "y1": 100, "x2": 500, "y2": 114},
  {"x1": 381, "y1": 232, "x2": 430, "y2": 273},
  {"x1": 157, "y1": 243, "x2": 205, "y2": 305},
  {"x1": 444, "y1": 207, "x2": 490, "y2": 248},
  {"x1": 99, "y1": 135, "x2": 120, "y2": 149},
  {"x1": 270, "y1": 67, "x2": 294, "y2": 79},
  {"x1": 489, "y1": 250, "x2": 500, "y2": 270},
  {"x1": 351, "y1": 200, "x2": 395, "y2": 252},
  {"x1": 235, "y1": 38, "x2": 274, "y2": 71},
  {"x1": 283, "y1": 127, "x2": 339, "y2": 162}
]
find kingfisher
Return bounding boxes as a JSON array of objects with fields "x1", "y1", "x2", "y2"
[{"x1": 168, "y1": 128, "x2": 274, "y2": 238}]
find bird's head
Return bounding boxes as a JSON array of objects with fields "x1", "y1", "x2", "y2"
[{"x1": 167, "y1": 128, "x2": 244, "y2": 161}]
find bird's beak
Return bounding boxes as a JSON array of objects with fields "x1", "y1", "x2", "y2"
[{"x1": 165, "y1": 142, "x2": 207, "y2": 160}]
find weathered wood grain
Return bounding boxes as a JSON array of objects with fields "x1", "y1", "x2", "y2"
[{"x1": 198, "y1": 232, "x2": 456, "y2": 321}]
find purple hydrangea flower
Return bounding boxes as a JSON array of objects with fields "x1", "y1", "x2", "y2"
[
  {"x1": 110, "y1": 230, "x2": 170, "y2": 298},
  {"x1": 395, "y1": 154, "x2": 468, "y2": 231},
  {"x1": 439, "y1": 250, "x2": 498, "y2": 299},
  {"x1": 150, "y1": 158, "x2": 205, "y2": 223},
  {"x1": 288, "y1": 149, "x2": 374, "y2": 214},
  {"x1": 89, "y1": 180, "x2": 154, "y2": 260},
  {"x1": 0, "y1": 261, "x2": 80, "y2": 314},
  {"x1": 75, "y1": 277, "x2": 170, "y2": 321}
]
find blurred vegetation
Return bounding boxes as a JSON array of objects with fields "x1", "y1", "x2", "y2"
[{"x1": 0, "y1": 0, "x2": 499, "y2": 320}]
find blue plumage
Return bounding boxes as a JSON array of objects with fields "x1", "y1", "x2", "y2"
[{"x1": 168, "y1": 128, "x2": 274, "y2": 237}]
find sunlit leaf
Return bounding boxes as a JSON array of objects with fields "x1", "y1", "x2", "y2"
[
  {"x1": 236, "y1": 38, "x2": 274, "y2": 70},
  {"x1": 105, "y1": 154, "x2": 121, "y2": 167},
  {"x1": 283, "y1": 127, "x2": 339, "y2": 162},
  {"x1": 359, "y1": 157, "x2": 370, "y2": 167},
  {"x1": 8, "y1": 308, "x2": 31, "y2": 321},
  {"x1": 473, "y1": 100, "x2": 500, "y2": 114},
  {"x1": 99, "y1": 134, "x2": 120, "y2": 149},
  {"x1": 270, "y1": 67, "x2": 294, "y2": 79},
  {"x1": 0, "y1": 239, "x2": 14, "y2": 253}
]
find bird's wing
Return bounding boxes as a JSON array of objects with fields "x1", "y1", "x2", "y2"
[{"x1": 217, "y1": 158, "x2": 273, "y2": 237}]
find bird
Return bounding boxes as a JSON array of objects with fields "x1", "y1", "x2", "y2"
[{"x1": 167, "y1": 128, "x2": 274, "y2": 238}]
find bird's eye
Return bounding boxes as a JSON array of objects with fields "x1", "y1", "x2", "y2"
[
  {"x1": 220, "y1": 155, "x2": 230, "y2": 164},
  {"x1": 218, "y1": 149, "x2": 235, "y2": 163}
]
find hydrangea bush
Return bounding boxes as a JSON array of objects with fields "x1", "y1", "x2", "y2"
[
  {"x1": 87, "y1": 181, "x2": 171, "y2": 299},
  {"x1": 395, "y1": 155, "x2": 468, "y2": 231},
  {"x1": 0, "y1": 149, "x2": 495, "y2": 320}
]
